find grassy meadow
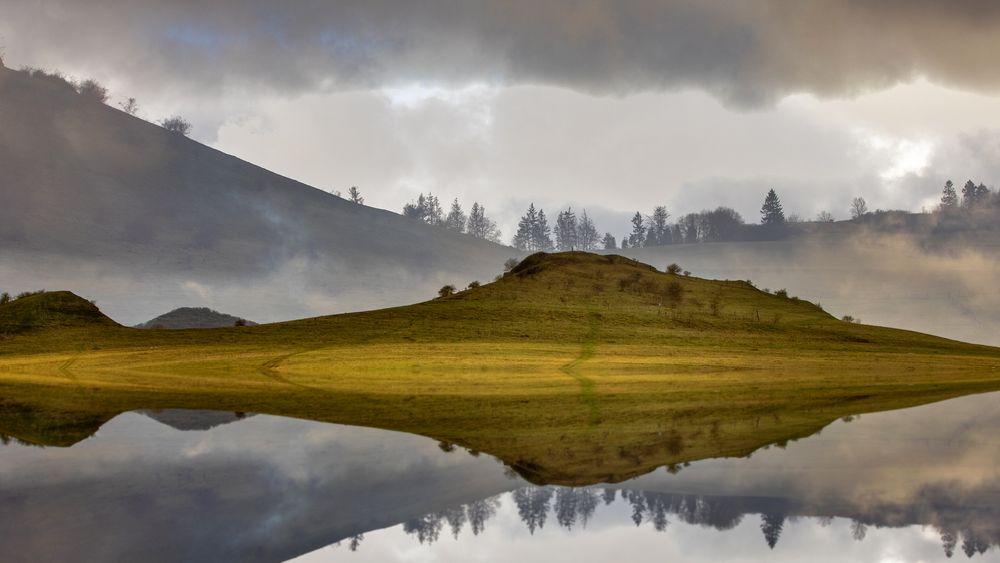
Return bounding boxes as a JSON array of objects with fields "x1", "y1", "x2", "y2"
[{"x1": 2, "y1": 252, "x2": 999, "y2": 484}]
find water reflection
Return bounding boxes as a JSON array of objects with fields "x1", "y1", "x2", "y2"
[
  {"x1": 2, "y1": 393, "x2": 1000, "y2": 561},
  {"x1": 324, "y1": 485, "x2": 999, "y2": 559},
  {"x1": 313, "y1": 489, "x2": 997, "y2": 562}
]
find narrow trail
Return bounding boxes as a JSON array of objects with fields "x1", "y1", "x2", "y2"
[
  {"x1": 256, "y1": 318, "x2": 419, "y2": 392},
  {"x1": 58, "y1": 351, "x2": 82, "y2": 381},
  {"x1": 561, "y1": 312, "x2": 602, "y2": 426},
  {"x1": 257, "y1": 350, "x2": 326, "y2": 392}
]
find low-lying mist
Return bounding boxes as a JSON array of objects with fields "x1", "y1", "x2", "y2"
[{"x1": 0, "y1": 250, "x2": 500, "y2": 327}]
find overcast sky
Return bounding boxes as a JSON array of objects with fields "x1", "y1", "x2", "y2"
[{"x1": 5, "y1": 0, "x2": 1000, "y2": 237}]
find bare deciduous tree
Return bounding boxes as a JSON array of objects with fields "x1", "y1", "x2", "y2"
[
  {"x1": 119, "y1": 97, "x2": 139, "y2": 115},
  {"x1": 850, "y1": 196, "x2": 868, "y2": 219}
]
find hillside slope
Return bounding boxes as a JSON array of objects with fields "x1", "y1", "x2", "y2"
[{"x1": 0, "y1": 63, "x2": 516, "y2": 325}]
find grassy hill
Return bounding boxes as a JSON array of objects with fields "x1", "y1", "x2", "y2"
[
  {"x1": 136, "y1": 308, "x2": 256, "y2": 329},
  {"x1": 0, "y1": 291, "x2": 117, "y2": 334},
  {"x1": 0, "y1": 62, "x2": 516, "y2": 325},
  {"x1": 2, "y1": 252, "x2": 999, "y2": 483}
]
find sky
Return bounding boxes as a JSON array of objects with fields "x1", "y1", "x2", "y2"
[{"x1": 4, "y1": 0, "x2": 1000, "y2": 238}]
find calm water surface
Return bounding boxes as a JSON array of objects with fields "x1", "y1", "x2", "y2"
[{"x1": 2, "y1": 393, "x2": 1000, "y2": 562}]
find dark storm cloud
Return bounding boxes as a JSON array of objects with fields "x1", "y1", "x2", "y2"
[{"x1": 5, "y1": 0, "x2": 1000, "y2": 105}]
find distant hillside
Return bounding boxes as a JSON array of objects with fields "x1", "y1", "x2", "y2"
[
  {"x1": 0, "y1": 62, "x2": 518, "y2": 325},
  {"x1": 136, "y1": 307, "x2": 257, "y2": 329}
]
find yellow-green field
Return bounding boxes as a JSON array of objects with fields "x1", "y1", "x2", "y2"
[{"x1": 2, "y1": 252, "x2": 999, "y2": 484}]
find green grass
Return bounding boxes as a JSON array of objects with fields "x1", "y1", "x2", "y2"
[{"x1": 2, "y1": 252, "x2": 1000, "y2": 484}]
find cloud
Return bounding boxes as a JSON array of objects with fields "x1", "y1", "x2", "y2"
[{"x1": 5, "y1": 1, "x2": 1000, "y2": 107}]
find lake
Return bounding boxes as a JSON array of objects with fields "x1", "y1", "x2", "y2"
[{"x1": 2, "y1": 392, "x2": 1000, "y2": 562}]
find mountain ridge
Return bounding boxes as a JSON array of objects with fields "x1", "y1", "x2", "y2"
[{"x1": 0, "y1": 63, "x2": 517, "y2": 325}]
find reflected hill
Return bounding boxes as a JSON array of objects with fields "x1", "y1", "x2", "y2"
[
  {"x1": 3, "y1": 393, "x2": 1000, "y2": 562},
  {"x1": 314, "y1": 392, "x2": 1000, "y2": 560}
]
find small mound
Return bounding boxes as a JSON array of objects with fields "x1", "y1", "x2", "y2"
[{"x1": 0, "y1": 291, "x2": 117, "y2": 334}]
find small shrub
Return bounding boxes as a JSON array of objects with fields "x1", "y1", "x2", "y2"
[
  {"x1": 666, "y1": 263, "x2": 682, "y2": 275},
  {"x1": 234, "y1": 318, "x2": 247, "y2": 327},
  {"x1": 438, "y1": 284, "x2": 456, "y2": 298},
  {"x1": 775, "y1": 288, "x2": 788, "y2": 298},
  {"x1": 76, "y1": 79, "x2": 109, "y2": 103},
  {"x1": 161, "y1": 116, "x2": 192, "y2": 136},
  {"x1": 841, "y1": 315, "x2": 860, "y2": 324},
  {"x1": 683, "y1": 270, "x2": 691, "y2": 277},
  {"x1": 467, "y1": 281, "x2": 481, "y2": 290},
  {"x1": 503, "y1": 258, "x2": 519, "y2": 272}
]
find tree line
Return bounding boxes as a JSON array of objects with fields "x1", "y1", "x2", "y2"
[
  {"x1": 336, "y1": 484, "x2": 991, "y2": 556},
  {"x1": 509, "y1": 188, "x2": 789, "y2": 251},
  {"x1": 401, "y1": 192, "x2": 502, "y2": 243},
  {"x1": 410, "y1": 180, "x2": 999, "y2": 251},
  {"x1": 938, "y1": 179, "x2": 998, "y2": 211}
]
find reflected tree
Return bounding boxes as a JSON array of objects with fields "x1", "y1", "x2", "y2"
[
  {"x1": 941, "y1": 529, "x2": 958, "y2": 558},
  {"x1": 850, "y1": 519, "x2": 867, "y2": 541},
  {"x1": 514, "y1": 486, "x2": 554, "y2": 534},
  {"x1": 622, "y1": 489, "x2": 647, "y2": 526},
  {"x1": 443, "y1": 506, "x2": 467, "y2": 539},
  {"x1": 962, "y1": 533, "x2": 990, "y2": 558},
  {"x1": 760, "y1": 512, "x2": 785, "y2": 549},
  {"x1": 554, "y1": 488, "x2": 600, "y2": 530},
  {"x1": 466, "y1": 497, "x2": 501, "y2": 536},
  {"x1": 403, "y1": 513, "x2": 445, "y2": 544}
]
